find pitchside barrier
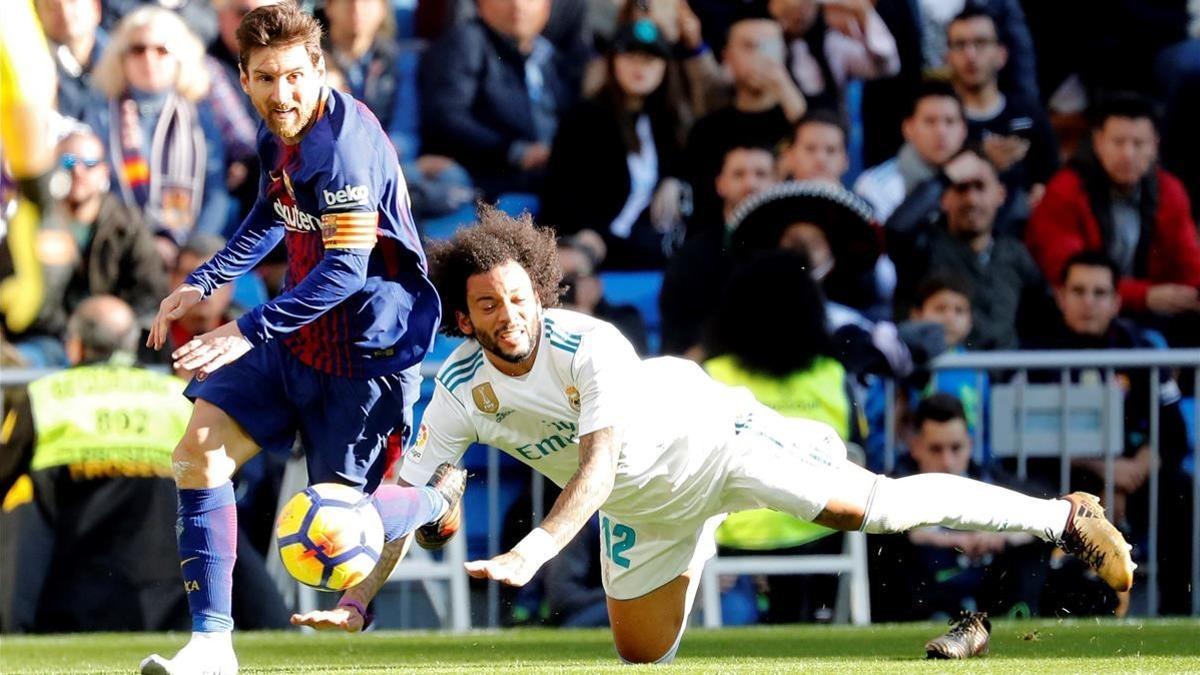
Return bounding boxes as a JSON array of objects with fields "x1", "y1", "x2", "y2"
[
  {"x1": 2, "y1": 348, "x2": 1197, "y2": 625},
  {"x1": 880, "y1": 349, "x2": 1200, "y2": 619}
]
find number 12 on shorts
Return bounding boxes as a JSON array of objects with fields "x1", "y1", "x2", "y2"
[{"x1": 601, "y1": 516, "x2": 636, "y2": 569}]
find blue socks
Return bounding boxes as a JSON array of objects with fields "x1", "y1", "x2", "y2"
[
  {"x1": 177, "y1": 482, "x2": 237, "y2": 633},
  {"x1": 372, "y1": 485, "x2": 446, "y2": 542}
]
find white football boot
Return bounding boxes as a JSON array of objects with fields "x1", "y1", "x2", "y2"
[{"x1": 140, "y1": 631, "x2": 238, "y2": 675}]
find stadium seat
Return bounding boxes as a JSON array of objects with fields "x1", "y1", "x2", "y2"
[{"x1": 598, "y1": 270, "x2": 664, "y2": 354}]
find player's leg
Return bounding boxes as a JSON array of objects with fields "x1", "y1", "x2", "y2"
[
  {"x1": 601, "y1": 514, "x2": 723, "y2": 663},
  {"x1": 728, "y1": 413, "x2": 1134, "y2": 591},
  {"x1": 608, "y1": 569, "x2": 699, "y2": 664},
  {"x1": 172, "y1": 398, "x2": 263, "y2": 619},
  {"x1": 143, "y1": 346, "x2": 295, "y2": 675},
  {"x1": 141, "y1": 400, "x2": 262, "y2": 675},
  {"x1": 305, "y1": 366, "x2": 455, "y2": 546}
]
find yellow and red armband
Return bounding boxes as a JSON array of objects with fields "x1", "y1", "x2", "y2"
[{"x1": 321, "y1": 211, "x2": 379, "y2": 251}]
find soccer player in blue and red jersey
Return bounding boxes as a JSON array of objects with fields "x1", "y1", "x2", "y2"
[{"x1": 140, "y1": 4, "x2": 463, "y2": 673}]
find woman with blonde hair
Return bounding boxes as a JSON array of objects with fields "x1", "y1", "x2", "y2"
[{"x1": 88, "y1": 5, "x2": 230, "y2": 260}]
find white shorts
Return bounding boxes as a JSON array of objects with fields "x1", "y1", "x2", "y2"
[{"x1": 599, "y1": 405, "x2": 849, "y2": 600}]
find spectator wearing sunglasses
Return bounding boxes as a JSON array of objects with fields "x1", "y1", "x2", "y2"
[
  {"x1": 87, "y1": 5, "x2": 231, "y2": 267},
  {"x1": 7, "y1": 130, "x2": 167, "y2": 367},
  {"x1": 885, "y1": 147, "x2": 1051, "y2": 350}
]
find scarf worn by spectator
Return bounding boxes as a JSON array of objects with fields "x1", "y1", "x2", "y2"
[
  {"x1": 1068, "y1": 147, "x2": 1158, "y2": 278},
  {"x1": 110, "y1": 92, "x2": 206, "y2": 243}
]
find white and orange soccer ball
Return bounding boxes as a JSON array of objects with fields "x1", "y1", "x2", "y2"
[{"x1": 275, "y1": 483, "x2": 384, "y2": 592}]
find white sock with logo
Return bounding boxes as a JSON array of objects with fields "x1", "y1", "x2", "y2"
[{"x1": 860, "y1": 473, "x2": 1072, "y2": 542}]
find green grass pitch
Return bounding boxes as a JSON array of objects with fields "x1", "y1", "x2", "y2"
[{"x1": 3, "y1": 619, "x2": 1198, "y2": 673}]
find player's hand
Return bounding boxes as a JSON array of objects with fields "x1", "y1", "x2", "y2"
[
  {"x1": 173, "y1": 320, "x2": 253, "y2": 376},
  {"x1": 464, "y1": 550, "x2": 543, "y2": 587},
  {"x1": 147, "y1": 284, "x2": 205, "y2": 350},
  {"x1": 290, "y1": 606, "x2": 365, "y2": 633}
]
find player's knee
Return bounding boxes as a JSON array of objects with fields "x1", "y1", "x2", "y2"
[
  {"x1": 615, "y1": 641, "x2": 676, "y2": 664},
  {"x1": 172, "y1": 435, "x2": 235, "y2": 489},
  {"x1": 859, "y1": 475, "x2": 918, "y2": 534},
  {"x1": 613, "y1": 625, "x2": 682, "y2": 664}
]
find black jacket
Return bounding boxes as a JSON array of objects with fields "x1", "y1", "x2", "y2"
[
  {"x1": 541, "y1": 98, "x2": 682, "y2": 269},
  {"x1": 887, "y1": 196, "x2": 1051, "y2": 350},
  {"x1": 419, "y1": 19, "x2": 573, "y2": 195},
  {"x1": 33, "y1": 195, "x2": 167, "y2": 337}
]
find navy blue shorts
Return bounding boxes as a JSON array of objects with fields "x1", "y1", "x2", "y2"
[{"x1": 184, "y1": 340, "x2": 420, "y2": 493}]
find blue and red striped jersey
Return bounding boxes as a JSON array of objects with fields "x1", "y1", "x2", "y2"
[{"x1": 185, "y1": 87, "x2": 440, "y2": 378}]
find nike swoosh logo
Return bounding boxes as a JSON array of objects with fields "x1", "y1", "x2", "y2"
[{"x1": 180, "y1": 556, "x2": 199, "y2": 568}]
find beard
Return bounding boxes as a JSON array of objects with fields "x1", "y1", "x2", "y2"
[
  {"x1": 475, "y1": 318, "x2": 540, "y2": 364},
  {"x1": 261, "y1": 99, "x2": 317, "y2": 141}
]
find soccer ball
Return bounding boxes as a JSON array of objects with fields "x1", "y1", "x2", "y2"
[{"x1": 275, "y1": 483, "x2": 384, "y2": 592}]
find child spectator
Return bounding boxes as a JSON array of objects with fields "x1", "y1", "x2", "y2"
[{"x1": 909, "y1": 274, "x2": 989, "y2": 456}]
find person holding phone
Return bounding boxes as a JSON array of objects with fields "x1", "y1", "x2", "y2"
[
  {"x1": 684, "y1": 17, "x2": 806, "y2": 237},
  {"x1": 945, "y1": 6, "x2": 1057, "y2": 228}
]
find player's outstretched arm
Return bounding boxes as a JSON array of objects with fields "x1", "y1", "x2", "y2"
[
  {"x1": 290, "y1": 533, "x2": 414, "y2": 631},
  {"x1": 465, "y1": 427, "x2": 621, "y2": 587},
  {"x1": 291, "y1": 470, "x2": 421, "y2": 633},
  {"x1": 236, "y1": 249, "x2": 369, "y2": 345},
  {"x1": 183, "y1": 198, "x2": 284, "y2": 298}
]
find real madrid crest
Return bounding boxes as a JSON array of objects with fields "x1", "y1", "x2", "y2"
[
  {"x1": 565, "y1": 385, "x2": 581, "y2": 411},
  {"x1": 472, "y1": 382, "x2": 500, "y2": 414}
]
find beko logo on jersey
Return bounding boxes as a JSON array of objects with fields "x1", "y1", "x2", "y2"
[
  {"x1": 323, "y1": 184, "x2": 370, "y2": 207},
  {"x1": 273, "y1": 199, "x2": 321, "y2": 232}
]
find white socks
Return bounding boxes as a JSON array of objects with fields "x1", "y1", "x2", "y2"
[
  {"x1": 860, "y1": 473, "x2": 1072, "y2": 542},
  {"x1": 184, "y1": 631, "x2": 233, "y2": 650}
]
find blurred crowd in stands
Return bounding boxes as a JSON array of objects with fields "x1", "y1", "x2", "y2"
[{"x1": 2, "y1": 0, "x2": 1199, "y2": 632}]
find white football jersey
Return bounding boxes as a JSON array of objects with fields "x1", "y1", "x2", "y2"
[{"x1": 399, "y1": 309, "x2": 756, "y2": 520}]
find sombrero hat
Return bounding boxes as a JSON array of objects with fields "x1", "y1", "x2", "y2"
[{"x1": 726, "y1": 180, "x2": 880, "y2": 272}]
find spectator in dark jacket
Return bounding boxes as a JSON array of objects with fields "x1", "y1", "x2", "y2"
[
  {"x1": 9, "y1": 130, "x2": 167, "y2": 367},
  {"x1": 1026, "y1": 93, "x2": 1200, "y2": 345},
  {"x1": 35, "y1": 0, "x2": 107, "y2": 122},
  {"x1": 684, "y1": 17, "x2": 807, "y2": 236},
  {"x1": 419, "y1": 0, "x2": 572, "y2": 198},
  {"x1": 872, "y1": 393, "x2": 1053, "y2": 620},
  {"x1": 861, "y1": 0, "x2": 1038, "y2": 167},
  {"x1": 1024, "y1": 251, "x2": 1193, "y2": 615},
  {"x1": 887, "y1": 148, "x2": 1050, "y2": 349},
  {"x1": 946, "y1": 6, "x2": 1057, "y2": 231},
  {"x1": 542, "y1": 19, "x2": 686, "y2": 270},
  {"x1": 660, "y1": 144, "x2": 777, "y2": 358},
  {"x1": 87, "y1": 6, "x2": 231, "y2": 259}
]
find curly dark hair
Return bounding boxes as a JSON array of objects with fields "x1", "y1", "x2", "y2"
[
  {"x1": 426, "y1": 204, "x2": 563, "y2": 337},
  {"x1": 704, "y1": 249, "x2": 833, "y2": 377}
]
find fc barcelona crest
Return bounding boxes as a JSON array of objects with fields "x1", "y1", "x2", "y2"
[
  {"x1": 472, "y1": 382, "x2": 500, "y2": 414},
  {"x1": 565, "y1": 386, "x2": 581, "y2": 411}
]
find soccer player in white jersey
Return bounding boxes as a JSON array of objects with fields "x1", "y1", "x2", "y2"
[{"x1": 306, "y1": 206, "x2": 1135, "y2": 663}]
